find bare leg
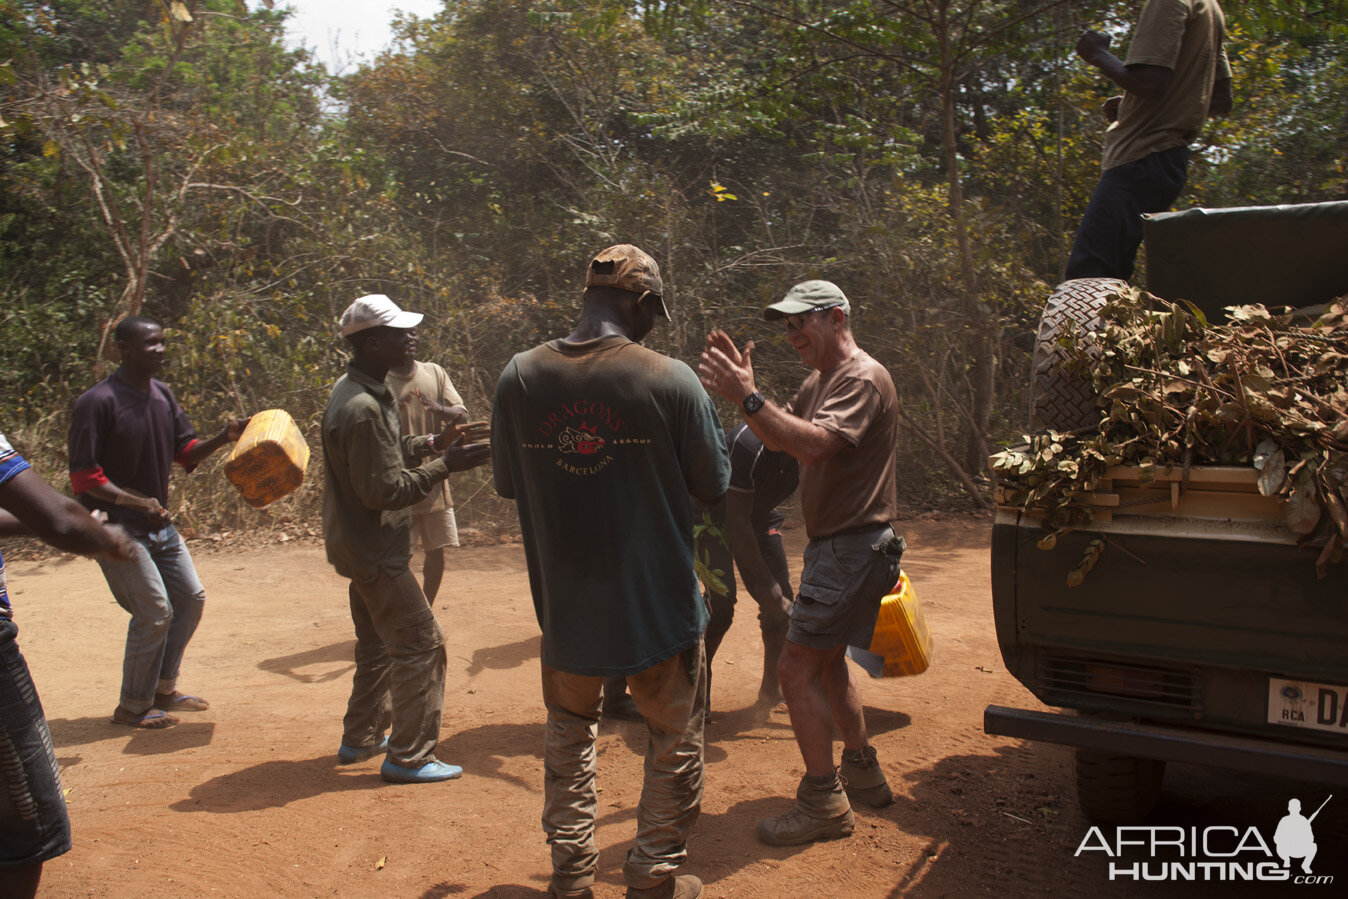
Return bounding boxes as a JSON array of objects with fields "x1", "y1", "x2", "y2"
[
  {"x1": 758, "y1": 624, "x2": 786, "y2": 705},
  {"x1": 777, "y1": 640, "x2": 847, "y2": 777},
  {"x1": 821, "y1": 650, "x2": 868, "y2": 751},
  {"x1": 422, "y1": 548, "x2": 445, "y2": 606}
]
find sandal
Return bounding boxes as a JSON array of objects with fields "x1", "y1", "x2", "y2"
[
  {"x1": 112, "y1": 707, "x2": 179, "y2": 729},
  {"x1": 155, "y1": 691, "x2": 210, "y2": 712}
]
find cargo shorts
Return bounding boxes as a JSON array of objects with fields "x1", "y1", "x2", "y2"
[{"x1": 788, "y1": 524, "x2": 904, "y2": 650}]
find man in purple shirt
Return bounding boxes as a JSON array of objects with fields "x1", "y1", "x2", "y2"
[{"x1": 68, "y1": 316, "x2": 249, "y2": 729}]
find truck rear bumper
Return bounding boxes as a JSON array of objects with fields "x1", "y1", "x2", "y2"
[{"x1": 985, "y1": 704, "x2": 1348, "y2": 785}]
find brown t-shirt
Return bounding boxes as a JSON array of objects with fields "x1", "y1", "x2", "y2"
[
  {"x1": 785, "y1": 349, "x2": 898, "y2": 539},
  {"x1": 1101, "y1": 0, "x2": 1231, "y2": 171}
]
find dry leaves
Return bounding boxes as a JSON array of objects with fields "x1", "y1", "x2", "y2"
[{"x1": 994, "y1": 292, "x2": 1348, "y2": 581}]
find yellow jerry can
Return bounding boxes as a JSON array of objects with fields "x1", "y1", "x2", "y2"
[
  {"x1": 847, "y1": 572, "x2": 933, "y2": 677},
  {"x1": 224, "y1": 409, "x2": 310, "y2": 508}
]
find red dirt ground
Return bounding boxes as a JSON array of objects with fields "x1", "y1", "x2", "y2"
[{"x1": 8, "y1": 514, "x2": 1343, "y2": 897}]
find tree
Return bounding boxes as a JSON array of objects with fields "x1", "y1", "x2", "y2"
[{"x1": 1, "y1": 0, "x2": 324, "y2": 365}]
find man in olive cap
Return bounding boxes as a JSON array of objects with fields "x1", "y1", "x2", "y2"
[
  {"x1": 700, "y1": 279, "x2": 903, "y2": 846},
  {"x1": 322, "y1": 294, "x2": 490, "y2": 784},
  {"x1": 493, "y1": 246, "x2": 728, "y2": 899}
]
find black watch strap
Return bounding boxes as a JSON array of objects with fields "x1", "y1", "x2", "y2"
[{"x1": 742, "y1": 391, "x2": 766, "y2": 416}]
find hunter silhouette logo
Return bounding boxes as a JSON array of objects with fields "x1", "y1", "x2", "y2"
[
  {"x1": 1276, "y1": 796, "x2": 1330, "y2": 874},
  {"x1": 559, "y1": 423, "x2": 605, "y2": 456}
]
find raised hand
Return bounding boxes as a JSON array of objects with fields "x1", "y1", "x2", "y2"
[
  {"x1": 1076, "y1": 29, "x2": 1110, "y2": 65},
  {"x1": 415, "y1": 390, "x2": 469, "y2": 425},
  {"x1": 698, "y1": 329, "x2": 757, "y2": 404}
]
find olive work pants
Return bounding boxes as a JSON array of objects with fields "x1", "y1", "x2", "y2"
[
  {"x1": 541, "y1": 642, "x2": 706, "y2": 892},
  {"x1": 342, "y1": 568, "x2": 447, "y2": 767}
]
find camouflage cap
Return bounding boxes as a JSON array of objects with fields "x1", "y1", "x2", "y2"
[
  {"x1": 762, "y1": 280, "x2": 851, "y2": 321},
  {"x1": 585, "y1": 244, "x2": 669, "y2": 319}
]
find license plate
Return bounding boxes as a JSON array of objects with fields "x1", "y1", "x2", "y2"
[{"x1": 1269, "y1": 677, "x2": 1348, "y2": 734}]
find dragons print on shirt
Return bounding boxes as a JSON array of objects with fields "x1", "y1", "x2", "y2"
[{"x1": 522, "y1": 399, "x2": 651, "y2": 477}]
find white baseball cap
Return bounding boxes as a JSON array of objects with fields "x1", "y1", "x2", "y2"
[{"x1": 339, "y1": 294, "x2": 424, "y2": 337}]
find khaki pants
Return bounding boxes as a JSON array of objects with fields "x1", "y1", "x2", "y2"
[
  {"x1": 542, "y1": 642, "x2": 706, "y2": 891},
  {"x1": 342, "y1": 568, "x2": 447, "y2": 766}
]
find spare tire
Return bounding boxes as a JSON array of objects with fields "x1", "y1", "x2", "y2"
[{"x1": 1028, "y1": 277, "x2": 1127, "y2": 432}]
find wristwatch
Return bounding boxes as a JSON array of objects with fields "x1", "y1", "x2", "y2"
[{"x1": 742, "y1": 391, "x2": 766, "y2": 416}]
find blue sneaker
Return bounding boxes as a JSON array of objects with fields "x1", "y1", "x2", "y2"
[
  {"x1": 380, "y1": 757, "x2": 462, "y2": 784},
  {"x1": 337, "y1": 735, "x2": 389, "y2": 765}
]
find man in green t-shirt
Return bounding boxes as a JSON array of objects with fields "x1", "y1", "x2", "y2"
[{"x1": 492, "y1": 245, "x2": 729, "y2": 899}]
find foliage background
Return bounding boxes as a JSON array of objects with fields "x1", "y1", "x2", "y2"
[{"x1": 2, "y1": 0, "x2": 1345, "y2": 534}]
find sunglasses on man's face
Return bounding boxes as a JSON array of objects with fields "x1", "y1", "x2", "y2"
[{"x1": 783, "y1": 302, "x2": 843, "y2": 331}]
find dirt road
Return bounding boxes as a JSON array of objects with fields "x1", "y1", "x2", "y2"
[{"x1": 8, "y1": 515, "x2": 1342, "y2": 897}]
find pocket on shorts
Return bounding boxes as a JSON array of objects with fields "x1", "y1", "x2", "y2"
[
  {"x1": 825, "y1": 532, "x2": 879, "y2": 577},
  {"x1": 797, "y1": 581, "x2": 844, "y2": 608},
  {"x1": 798, "y1": 538, "x2": 850, "y2": 602}
]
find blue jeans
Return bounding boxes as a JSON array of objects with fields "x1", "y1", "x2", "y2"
[
  {"x1": 1066, "y1": 145, "x2": 1189, "y2": 282},
  {"x1": 702, "y1": 505, "x2": 792, "y2": 663},
  {"x1": 96, "y1": 525, "x2": 206, "y2": 713}
]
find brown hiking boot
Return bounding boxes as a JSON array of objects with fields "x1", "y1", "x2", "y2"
[
  {"x1": 625, "y1": 874, "x2": 703, "y2": 899},
  {"x1": 841, "y1": 745, "x2": 894, "y2": 808},
  {"x1": 756, "y1": 804, "x2": 856, "y2": 846},
  {"x1": 757, "y1": 771, "x2": 854, "y2": 846}
]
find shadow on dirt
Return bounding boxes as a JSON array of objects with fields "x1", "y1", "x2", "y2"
[
  {"x1": 258, "y1": 640, "x2": 356, "y2": 684},
  {"x1": 167, "y1": 755, "x2": 386, "y2": 813},
  {"x1": 50, "y1": 716, "x2": 215, "y2": 756},
  {"x1": 463, "y1": 636, "x2": 540, "y2": 677}
]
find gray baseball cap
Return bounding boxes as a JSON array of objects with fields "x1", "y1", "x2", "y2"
[{"x1": 763, "y1": 280, "x2": 851, "y2": 321}]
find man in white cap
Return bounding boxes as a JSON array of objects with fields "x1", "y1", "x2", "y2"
[
  {"x1": 492, "y1": 246, "x2": 728, "y2": 899},
  {"x1": 699, "y1": 279, "x2": 903, "y2": 846},
  {"x1": 322, "y1": 294, "x2": 490, "y2": 784}
]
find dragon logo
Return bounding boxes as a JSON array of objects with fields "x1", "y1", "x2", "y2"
[{"x1": 559, "y1": 422, "x2": 606, "y2": 456}]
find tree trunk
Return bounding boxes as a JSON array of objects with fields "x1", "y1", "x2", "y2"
[{"x1": 937, "y1": 9, "x2": 994, "y2": 482}]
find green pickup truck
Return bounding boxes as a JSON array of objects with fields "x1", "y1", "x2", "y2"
[{"x1": 985, "y1": 200, "x2": 1348, "y2": 824}]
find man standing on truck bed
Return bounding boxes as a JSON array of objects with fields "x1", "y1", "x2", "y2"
[
  {"x1": 1066, "y1": 0, "x2": 1233, "y2": 282},
  {"x1": 699, "y1": 279, "x2": 903, "y2": 847}
]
